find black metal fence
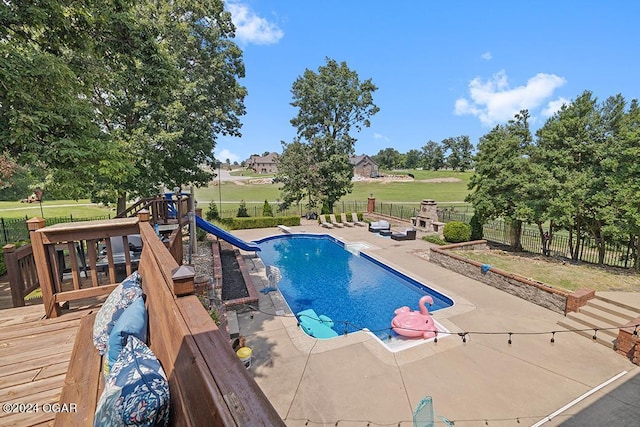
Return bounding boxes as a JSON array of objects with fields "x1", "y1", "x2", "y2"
[
  {"x1": 440, "y1": 212, "x2": 637, "y2": 269},
  {"x1": 0, "y1": 215, "x2": 112, "y2": 246},
  {"x1": 481, "y1": 218, "x2": 636, "y2": 268}
]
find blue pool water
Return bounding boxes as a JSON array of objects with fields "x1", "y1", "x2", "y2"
[{"x1": 255, "y1": 234, "x2": 454, "y2": 341}]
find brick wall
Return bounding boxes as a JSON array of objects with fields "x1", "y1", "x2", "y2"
[
  {"x1": 616, "y1": 318, "x2": 640, "y2": 365},
  {"x1": 429, "y1": 241, "x2": 595, "y2": 314}
]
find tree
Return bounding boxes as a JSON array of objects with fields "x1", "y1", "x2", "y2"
[
  {"x1": 616, "y1": 99, "x2": 640, "y2": 269},
  {"x1": 277, "y1": 139, "x2": 319, "y2": 209},
  {"x1": 404, "y1": 149, "x2": 422, "y2": 169},
  {"x1": 236, "y1": 200, "x2": 249, "y2": 217},
  {"x1": 262, "y1": 200, "x2": 274, "y2": 217},
  {"x1": 466, "y1": 111, "x2": 535, "y2": 250},
  {"x1": 93, "y1": 0, "x2": 247, "y2": 212},
  {"x1": 279, "y1": 57, "x2": 379, "y2": 211},
  {"x1": 205, "y1": 200, "x2": 220, "y2": 221},
  {"x1": 1, "y1": 1, "x2": 246, "y2": 207},
  {"x1": 442, "y1": 136, "x2": 474, "y2": 171},
  {"x1": 374, "y1": 148, "x2": 402, "y2": 170},
  {"x1": 0, "y1": 1, "x2": 117, "y2": 199},
  {"x1": 421, "y1": 140, "x2": 445, "y2": 170},
  {"x1": 536, "y1": 91, "x2": 601, "y2": 259}
]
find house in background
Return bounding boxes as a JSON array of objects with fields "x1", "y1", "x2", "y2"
[
  {"x1": 350, "y1": 154, "x2": 379, "y2": 178},
  {"x1": 247, "y1": 152, "x2": 279, "y2": 174}
]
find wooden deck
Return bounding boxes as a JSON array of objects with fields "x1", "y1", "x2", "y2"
[
  {"x1": 0, "y1": 303, "x2": 87, "y2": 427},
  {"x1": 0, "y1": 277, "x2": 108, "y2": 427}
]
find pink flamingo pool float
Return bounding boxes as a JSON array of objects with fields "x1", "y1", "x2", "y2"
[{"x1": 391, "y1": 295, "x2": 438, "y2": 339}]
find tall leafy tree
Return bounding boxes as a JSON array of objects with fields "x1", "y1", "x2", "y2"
[
  {"x1": 616, "y1": 99, "x2": 640, "y2": 269},
  {"x1": 277, "y1": 139, "x2": 319, "y2": 209},
  {"x1": 374, "y1": 148, "x2": 402, "y2": 170},
  {"x1": 280, "y1": 57, "x2": 378, "y2": 211},
  {"x1": 1, "y1": 0, "x2": 246, "y2": 207},
  {"x1": 404, "y1": 149, "x2": 421, "y2": 169},
  {"x1": 0, "y1": 0, "x2": 114, "y2": 199},
  {"x1": 89, "y1": 0, "x2": 246, "y2": 211},
  {"x1": 536, "y1": 91, "x2": 601, "y2": 259},
  {"x1": 466, "y1": 111, "x2": 534, "y2": 250},
  {"x1": 421, "y1": 140, "x2": 445, "y2": 170},
  {"x1": 442, "y1": 135, "x2": 474, "y2": 171}
]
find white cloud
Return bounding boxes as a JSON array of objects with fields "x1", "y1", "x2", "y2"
[
  {"x1": 374, "y1": 133, "x2": 390, "y2": 142},
  {"x1": 542, "y1": 97, "x2": 570, "y2": 117},
  {"x1": 454, "y1": 70, "x2": 566, "y2": 125},
  {"x1": 226, "y1": 2, "x2": 283, "y2": 45},
  {"x1": 481, "y1": 51, "x2": 492, "y2": 60},
  {"x1": 215, "y1": 148, "x2": 241, "y2": 164}
]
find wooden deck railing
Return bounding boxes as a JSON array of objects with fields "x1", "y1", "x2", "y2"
[
  {"x1": 116, "y1": 194, "x2": 191, "y2": 227},
  {"x1": 28, "y1": 216, "x2": 142, "y2": 318},
  {"x1": 2, "y1": 243, "x2": 39, "y2": 307},
  {"x1": 20, "y1": 212, "x2": 284, "y2": 425}
]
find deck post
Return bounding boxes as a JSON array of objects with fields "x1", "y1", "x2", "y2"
[
  {"x1": 172, "y1": 264, "x2": 195, "y2": 297},
  {"x1": 27, "y1": 217, "x2": 60, "y2": 318},
  {"x1": 3, "y1": 244, "x2": 24, "y2": 307},
  {"x1": 137, "y1": 209, "x2": 150, "y2": 223}
]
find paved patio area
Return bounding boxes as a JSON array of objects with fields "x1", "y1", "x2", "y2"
[{"x1": 230, "y1": 220, "x2": 639, "y2": 426}]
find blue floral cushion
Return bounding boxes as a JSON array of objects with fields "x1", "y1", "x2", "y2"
[
  {"x1": 95, "y1": 336, "x2": 170, "y2": 426},
  {"x1": 93, "y1": 271, "x2": 143, "y2": 355},
  {"x1": 103, "y1": 296, "x2": 148, "y2": 379}
]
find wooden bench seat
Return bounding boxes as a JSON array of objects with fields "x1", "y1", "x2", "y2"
[
  {"x1": 55, "y1": 311, "x2": 102, "y2": 426},
  {"x1": 52, "y1": 217, "x2": 284, "y2": 426}
]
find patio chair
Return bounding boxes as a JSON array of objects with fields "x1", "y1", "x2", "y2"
[
  {"x1": 368, "y1": 220, "x2": 390, "y2": 233},
  {"x1": 391, "y1": 228, "x2": 417, "y2": 241},
  {"x1": 340, "y1": 213, "x2": 354, "y2": 227},
  {"x1": 329, "y1": 214, "x2": 344, "y2": 228},
  {"x1": 319, "y1": 215, "x2": 334, "y2": 228},
  {"x1": 351, "y1": 212, "x2": 367, "y2": 227}
]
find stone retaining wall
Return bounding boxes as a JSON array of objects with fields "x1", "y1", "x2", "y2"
[{"x1": 429, "y1": 241, "x2": 594, "y2": 314}]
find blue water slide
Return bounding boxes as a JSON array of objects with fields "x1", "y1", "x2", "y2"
[{"x1": 194, "y1": 215, "x2": 261, "y2": 252}]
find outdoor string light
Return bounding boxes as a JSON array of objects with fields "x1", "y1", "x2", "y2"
[{"x1": 248, "y1": 305, "x2": 640, "y2": 347}]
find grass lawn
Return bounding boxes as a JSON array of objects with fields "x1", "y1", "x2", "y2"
[
  {"x1": 194, "y1": 170, "x2": 472, "y2": 204},
  {"x1": 0, "y1": 200, "x2": 113, "y2": 220},
  {"x1": 452, "y1": 249, "x2": 640, "y2": 293}
]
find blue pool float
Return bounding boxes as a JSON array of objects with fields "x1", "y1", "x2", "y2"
[{"x1": 297, "y1": 309, "x2": 338, "y2": 339}]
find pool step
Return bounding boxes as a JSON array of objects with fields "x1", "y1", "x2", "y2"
[{"x1": 557, "y1": 295, "x2": 639, "y2": 349}]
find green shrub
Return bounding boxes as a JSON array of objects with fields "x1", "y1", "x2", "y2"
[
  {"x1": 470, "y1": 214, "x2": 483, "y2": 240},
  {"x1": 262, "y1": 200, "x2": 274, "y2": 217},
  {"x1": 236, "y1": 200, "x2": 249, "y2": 217},
  {"x1": 205, "y1": 200, "x2": 220, "y2": 221},
  {"x1": 219, "y1": 215, "x2": 301, "y2": 230},
  {"x1": 422, "y1": 234, "x2": 446, "y2": 245},
  {"x1": 443, "y1": 221, "x2": 471, "y2": 243},
  {"x1": 196, "y1": 228, "x2": 207, "y2": 241}
]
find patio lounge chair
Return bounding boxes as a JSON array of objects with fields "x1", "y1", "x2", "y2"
[
  {"x1": 319, "y1": 215, "x2": 334, "y2": 228},
  {"x1": 351, "y1": 212, "x2": 366, "y2": 227},
  {"x1": 340, "y1": 213, "x2": 354, "y2": 227},
  {"x1": 368, "y1": 220, "x2": 390, "y2": 233},
  {"x1": 391, "y1": 228, "x2": 417, "y2": 241},
  {"x1": 329, "y1": 214, "x2": 344, "y2": 228}
]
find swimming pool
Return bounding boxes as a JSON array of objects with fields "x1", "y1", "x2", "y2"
[{"x1": 255, "y1": 234, "x2": 454, "y2": 343}]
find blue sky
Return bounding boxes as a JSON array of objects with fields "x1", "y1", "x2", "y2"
[{"x1": 215, "y1": 1, "x2": 640, "y2": 164}]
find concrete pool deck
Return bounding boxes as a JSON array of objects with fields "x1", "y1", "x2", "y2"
[{"x1": 229, "y1": 220, "x2": 639, "y2": 426}]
